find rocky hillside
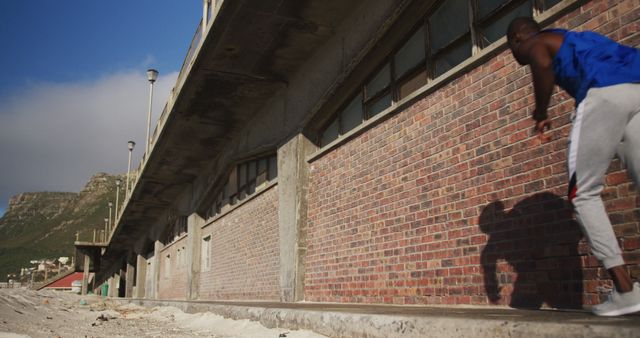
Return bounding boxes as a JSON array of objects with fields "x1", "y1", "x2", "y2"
[
  {"x1": 0, "y1": 192, "x2": 77, "y2": 237},
  {"x1": 0, "y1": 173, "x2": 124, "y2": 282}
]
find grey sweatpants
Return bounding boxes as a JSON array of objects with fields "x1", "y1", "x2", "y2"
[{"x1": 568, "y1": 83, "x2": 640, "y2": 269}]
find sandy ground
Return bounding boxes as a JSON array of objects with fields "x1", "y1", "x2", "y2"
[{"x1": 0, "y1": 288, "x2": 328, "y2": 338}]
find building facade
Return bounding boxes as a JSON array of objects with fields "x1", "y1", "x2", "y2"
[{"x1": 83, "y1": 0, "x2": 640, "y2": 310}]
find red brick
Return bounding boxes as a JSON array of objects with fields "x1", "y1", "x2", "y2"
[{"x1": 303, "y1": 0, "x2": 639, "y2": 308}]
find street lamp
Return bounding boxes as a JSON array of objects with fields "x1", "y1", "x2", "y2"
[
  {"x1": 145, "y1": 69, "x2": 159, "y2": 154},
  {"x1": 126, "y1": 141, "x2": 135, "y2": 196},
  {"x1": 108, "y1": 201, "x2": 113, "y2": 231},
  {"x1": 115, "y1": 179, "x2": 121, "y2": 220},
  {"x1": 104, "y1": 217, "x2": 109, "y2": 240}
]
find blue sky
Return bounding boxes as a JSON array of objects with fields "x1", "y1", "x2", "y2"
[{"x1": 0, "y1": 1, "x2": 202, "y2": 216}]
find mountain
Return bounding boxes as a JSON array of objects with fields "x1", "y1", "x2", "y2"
[{"x1": 0, "y1": 173, "x2": 125, "y2": 282}]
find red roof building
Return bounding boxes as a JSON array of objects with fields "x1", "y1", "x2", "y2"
[{"x1": 40, "y1": 272, "x2": 85, "y2": 290}]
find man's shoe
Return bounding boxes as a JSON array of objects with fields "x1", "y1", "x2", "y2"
[{"x1": 592, "y1": 282, "x2": 640, "y2": 316}]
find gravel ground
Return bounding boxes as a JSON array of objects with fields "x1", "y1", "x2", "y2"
[{"x1": 0, "y1": 288, "x2": 327, "y2": 338}]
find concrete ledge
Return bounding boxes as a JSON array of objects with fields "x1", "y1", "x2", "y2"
[{"x1": 112, "y1": 299, "x2": 640, "y2": 338}]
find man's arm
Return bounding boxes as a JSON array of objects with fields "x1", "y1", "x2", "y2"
[{"x1": 528, "y1": 41, "x2": 556, "y2": 140}]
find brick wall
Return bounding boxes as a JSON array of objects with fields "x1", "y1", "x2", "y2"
[
  {"x1": 157, "y1": 236, "x2": 188, "y2": 300},
  {"x1": 199, "y1": 185, "x2": 281, "y2": 301},
  {"x1": 305, "y1": 0, "x2": 640, "y2": 308}
]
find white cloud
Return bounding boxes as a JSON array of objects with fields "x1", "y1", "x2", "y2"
[{"x1": 0, "y1": 70, "x2": 178, "y2": 208}]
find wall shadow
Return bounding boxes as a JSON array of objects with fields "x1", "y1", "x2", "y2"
[{"x1": 479, "y1": 192, "x2": 584, "y2": 309}]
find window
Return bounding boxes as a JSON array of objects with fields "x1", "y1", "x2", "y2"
[
  {"x1": 341, "y1": 95, "x2": 364, "y2": 134},
  {"x1": 430, "y1": 0, "x2": 472, "y2": 76},
  {"x1": 205, "y1": 153, "x2": 277, "y2": 220},
  {"x1": 161, "y1": 216, "x2": 188, "y2": 245},
  {"x1": 476, "y1": 0, "x2": 534, "y2": 47},
  {"x1": 395, "y1": 27, "x2": 426, "y2": 78},
  {"x1": 396, "y1": 27, "x2": 428, "y2": 100},
  {"x1": 202, "y1": 235, "x2": 211, "y2": 272},
  {"x1": 319, "y1": 0, "x2": 563, "y2": 146},
  {"x1": 542, "y1": 0, "x2": 562, "y2": 10},
  {"x1": 321, "y1": 119, "x2": 339, "y2": 147}
]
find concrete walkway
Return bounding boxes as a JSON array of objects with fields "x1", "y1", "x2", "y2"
[{"x1": 113, "y1": 299, "x2": 640, "y2": 338}]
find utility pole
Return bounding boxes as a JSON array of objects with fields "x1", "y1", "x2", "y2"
[
  {"x1": 126, "y1": 141, "x2": 135, "y2": 196},
  {"x1": 108, "y1": 202, "x2": 113, "y2": 231},
  {"x1": 104, "y1": 218, "x2": 109, "y2": 241},
  {"x1": 115, "y1": 179, "x2": 121, "y2": 220},
  {"x1": 145, "y1": 69, "x2": 158, "y2": 154}
]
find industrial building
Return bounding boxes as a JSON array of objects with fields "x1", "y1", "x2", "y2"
[{"x1": 76, "y1": 0, "x2": 639, "y2": 312}]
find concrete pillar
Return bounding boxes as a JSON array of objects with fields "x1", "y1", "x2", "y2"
[
  {"x1": 135, "y1": 254, "x2": 147, "y2": 298},
  {"x1": 107, "y1": 276, "x2": 115, "y2": 297},
  {"x1": 277, "y1": 134, "x2": 314, "y2": 302},
  {"x1": 109, "y1": 272, "x2": 120, "y2": 298},
  {"x1": 81, "y1": 253, "x2": 90, "y2": 295},
  {"x1": 119, "y1": 267, "x2": 126, "y2": 297},
  {"x1": 125, "y1": 261, "x2": 135, "y2": 298},
  {"x1": 152, "y1": 240, "x2": 164, "y2": 299},
  {"x1": 186, "y1": 213, "x2": 204, "y2": 300},
  {"x1": 112, "y1": 273, "x2": 120, "y2": 298}
]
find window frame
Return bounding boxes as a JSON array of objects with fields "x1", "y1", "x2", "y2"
[
  {"x1": 317, "y1": 0, "x2": 565, "y2": 147},
  {"x1": 473, "y1": 0, "x2": 535, "y2": 49},
  {"x1": 206, "y1": 153, "x2": 277, "y2": 220}
]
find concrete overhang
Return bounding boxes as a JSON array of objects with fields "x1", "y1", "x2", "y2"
[{"x1": 100, "y1": 0, "x2": 363, "y2": 267}]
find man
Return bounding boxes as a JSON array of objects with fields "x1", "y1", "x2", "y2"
[{"x1": 506, "y1": 17, "x2": 640, "y2": 316}]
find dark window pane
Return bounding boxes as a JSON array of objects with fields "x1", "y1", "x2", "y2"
[
  {"x1": 258, "y1": 158, "x2": 267, "y2": 175},
  {"x1": 399, "y1": 70, "x2": 428, "y2": 100},
  {"x1": 340, "y1": 94, "x2": 363, "y2": 134},
  {"x1": 268, "y1": 155, "x2": 278, "y2": 180},
  {"x1": 477, "y1": 0, "x2": 509, "y2": 19},
  {"x1": 430, "y1": 0, "x2": 469, "y2": 53},
  {"x1": 321, "y1": 118, "x2": 339, "y2": 146},
  {"x1": 257, "y1": 158, "x2": 267, "y2": 186},
  {"x1": 544, "y1": 0, "x2": 562, "y2": 10},
  {"x1": 434, "y1": 38, "x2": 472, "y2": 77},
  {"x1": 248, "y1": 160, "x2": 257, "y2": 181},
  {"x1": 227, "y1": 168, "x2": 237, "y2": 196},
  {"x1": 368, "y1": 93, "x2": 392, "y2": 118},
  {"x1": 365, "y1": 64, "x2": 391, "y2": 98},
  {"x1": 394, "y1": 27, "x2": 426, "y2": 77},
  {"x1": 238, "y1": 163, "x2": 246, "y2": 187},
  {"x1": 481, "y1": 1, "x2": 532, "y2": 45}
]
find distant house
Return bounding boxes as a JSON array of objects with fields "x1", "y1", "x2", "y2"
[{"x1": 40, "y1": 272, "x2": 88, "y2": 291}]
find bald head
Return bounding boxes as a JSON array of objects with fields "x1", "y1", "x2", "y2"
[{"x1": 507, "y1": 17, "x2": 541, "y2": 42}]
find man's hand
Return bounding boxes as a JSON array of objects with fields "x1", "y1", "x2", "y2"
[{"x1": 534, "y1": 118, "x2": 552, "y2": 142}]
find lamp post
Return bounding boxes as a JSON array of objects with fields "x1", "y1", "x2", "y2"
[
  {"x1": 108, "y1": 202, "x2": 113, "y2": 231},
  {"x1": 145, "y1": 69, "x2": 158, "y2": 154},
  {"x1": 104, "y1": 217, "x2": 109, "y2": 241},
  {"x1": 126, "y1": 141, "x2": 135, "y2": 196},
  {"x1": 115, "y1": 179, "x2": 121, "y2": 220}
]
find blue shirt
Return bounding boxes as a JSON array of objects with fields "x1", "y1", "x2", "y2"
[{"x1": 547, "y1": 29, "x2": 640, "y2": 105}]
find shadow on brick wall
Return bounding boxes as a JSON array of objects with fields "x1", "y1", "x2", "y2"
[{"x1": 479, "y1": 192, "x2": 584, "y2": 309}]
